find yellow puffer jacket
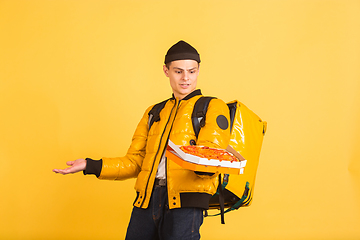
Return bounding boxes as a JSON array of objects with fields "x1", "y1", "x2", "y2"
[{"x1": 99, "y1": 90, "x2": 231, "y2": 209}]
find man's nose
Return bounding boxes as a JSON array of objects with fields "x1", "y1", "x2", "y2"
[{"x1": 183, "y1": 72, "x2": 189, "y2": 80}]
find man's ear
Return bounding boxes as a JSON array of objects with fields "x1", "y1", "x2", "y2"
[{"x1": 163, "y1": 65, "x2": 169, "y2": 77}]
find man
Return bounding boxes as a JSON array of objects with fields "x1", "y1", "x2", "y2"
[{"x1": 53, "y1": 40, "x2": 231, "y2": 240}]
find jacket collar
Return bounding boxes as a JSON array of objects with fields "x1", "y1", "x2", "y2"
[{"x1": 171, "y1": 89, "x2": 202, "y2": 101}]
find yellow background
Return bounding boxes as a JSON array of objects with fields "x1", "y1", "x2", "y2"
[{"x1": 1, "y1": 0, "x2": 360, "y2": 239}]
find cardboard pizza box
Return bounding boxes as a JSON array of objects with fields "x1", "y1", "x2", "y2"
[{"x1": 166, "y1": 140, "x2": 247, "y2": 175}]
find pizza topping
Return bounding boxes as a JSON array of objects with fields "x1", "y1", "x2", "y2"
[{"x1": 180, "y1": 145, "x2": 239, "y2": 162}]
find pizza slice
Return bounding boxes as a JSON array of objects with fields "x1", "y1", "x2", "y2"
[{"x1": 179, "y1": 145, "x2": 239, "y2": 163}]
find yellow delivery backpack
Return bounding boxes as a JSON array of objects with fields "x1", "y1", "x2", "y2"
[{"x1": 191, "y1": 97, "x2": 267, "y2": 224}]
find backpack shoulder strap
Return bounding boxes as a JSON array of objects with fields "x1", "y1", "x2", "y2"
[
  {"x1": 226, "y1": 101, "x2": 238, "y2": 132},
  {"x1": 191, "y1": 96, "x2": 216, "y2": 138},
  {"x1": 148, "y1": 99, "x2": 170, "y2": 130}
]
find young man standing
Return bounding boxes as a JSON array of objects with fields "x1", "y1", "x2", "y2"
[{"x1": 53, "y1": 40, "x2": 231, "y2": 240}]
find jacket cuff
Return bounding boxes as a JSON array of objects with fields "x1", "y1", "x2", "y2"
[{"x1": 83, "y1": 158, "x2": 102, "y2": 177}]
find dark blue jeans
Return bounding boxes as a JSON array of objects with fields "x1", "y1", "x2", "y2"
[{"x1": 125, "y1": 185, "x2": 204, "y2": 240}]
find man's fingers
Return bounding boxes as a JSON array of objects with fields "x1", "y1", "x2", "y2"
[
  {"x1": 53, "y1": 159, "x2": 86, "y2": 175},
  {"x1": 53, "y1": 167, "x2": 73, "y2": 174}
]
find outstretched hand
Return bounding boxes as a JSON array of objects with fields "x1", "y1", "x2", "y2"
[{"x1": 53, "y1": 158, "x2": 87, "y2": 175}]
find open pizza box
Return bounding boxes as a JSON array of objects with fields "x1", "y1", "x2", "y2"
[{"x1": 165, "y1": 140, "x2": 247, "y2": 175}]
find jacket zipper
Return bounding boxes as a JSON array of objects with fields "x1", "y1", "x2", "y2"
[
  {"x1": 140, "y1": 99, "x2": 179, "y2": 208},
  {"x1": 164, "y1": 100, "x2": 182, "y2": 203}
]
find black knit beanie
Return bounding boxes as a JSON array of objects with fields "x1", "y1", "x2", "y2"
[{"x1": 164, "y1": 40, "x2": 201, "y2": 64}]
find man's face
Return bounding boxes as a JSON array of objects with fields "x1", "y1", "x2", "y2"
[{"x1": 163, "y1": 59, "x2": 200, "y2": 100}]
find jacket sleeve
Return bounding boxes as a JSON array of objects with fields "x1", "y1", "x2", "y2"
[
  {"x1": 194, "y1": 98, "x2": 231, "y2": 178},
  {"x1": 196, "y1": 98, "x2": 231, "y2": 149},
  {"x1": 97, "y1": 106, "x2": 152, "y2": 180}
]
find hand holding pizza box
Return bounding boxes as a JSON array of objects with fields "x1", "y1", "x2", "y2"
[{"x1": 166, "y1": 140, "x2": 247, "y2": 175}]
